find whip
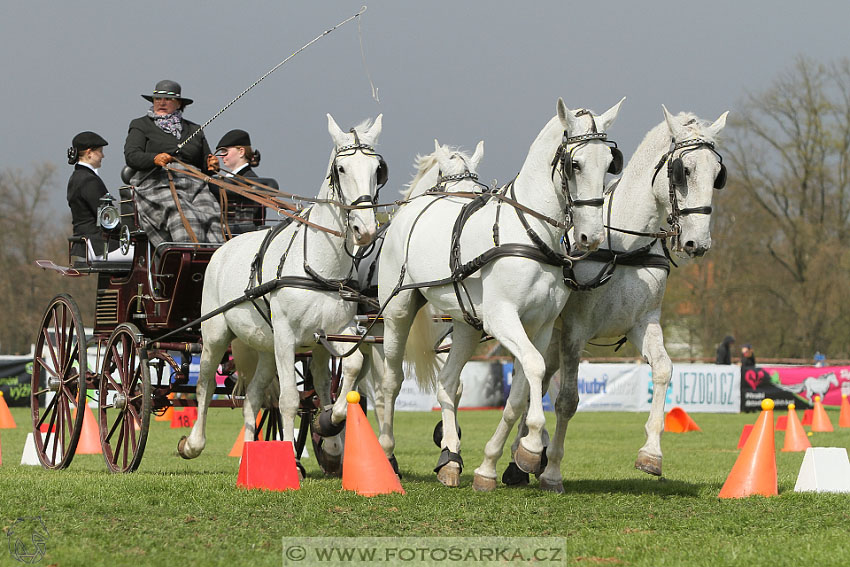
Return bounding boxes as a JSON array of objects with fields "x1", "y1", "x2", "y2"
[{"x1": 178, "y1": 5, "x2": 369, "y2": 150}]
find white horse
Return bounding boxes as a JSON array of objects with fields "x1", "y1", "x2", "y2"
[
  {"x1": 379, "y1": 98, "x2": 624, "y2": 487},
  {"x1": 177, "y1": 114, "x2": 383, "y2": 472},
  {"x1": 490, "y1": 106, "x2": 730, "y2": 492},
  {"x1": 778, "y1": 371, "x2": 839, "y2": 400},
  {"x1": 317, "y1": 141, "x2": 483, "y2": 446}
]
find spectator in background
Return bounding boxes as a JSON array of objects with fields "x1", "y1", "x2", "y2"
[
  {"x1": 715, "y1": 335, "x2": 735, "y2": 365},
  {"x1": 740, "y1": 344, "x2": 756, "y2": 367},
  {"x1": 814, "y1": 352, "x2": 826, "y2": 367}
]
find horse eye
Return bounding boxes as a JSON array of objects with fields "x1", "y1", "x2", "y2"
[
  {"x1": 571, "y1": 161, "x2": 581, "y2": 171},
  {"x1": 337, "y1": 165, "x2": 345, "y2": 174},
  {"x1": 684, "y1": 167, "x2": 691, "y2": 176}
]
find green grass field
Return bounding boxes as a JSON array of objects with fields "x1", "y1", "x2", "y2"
[{"x1": 0, "y1": 405, "x2": 848, "y2": 566}]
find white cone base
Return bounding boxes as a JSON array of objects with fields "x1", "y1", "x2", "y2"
[
  {"x1": 21, "y1": 432, "x2": 63, "y2": 466},
  {"x1": 794, "y1": 447, "x2": 850, "y2": 493}
]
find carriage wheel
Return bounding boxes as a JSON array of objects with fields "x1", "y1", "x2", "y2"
[
  {"x1": 30, "y1": 294, "x2": 88, "y2": 469},
  {"x1": 98, "y1": 323, "x2": 152, "y2": 473}
]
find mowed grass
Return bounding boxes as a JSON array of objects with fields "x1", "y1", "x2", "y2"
[{"x1": 1, "y1": 405, "x2": 849, "y2": 566}]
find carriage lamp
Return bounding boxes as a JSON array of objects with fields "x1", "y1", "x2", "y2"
[{"x1": 97, "y1": 195, "x2": 121, "y2": 231}]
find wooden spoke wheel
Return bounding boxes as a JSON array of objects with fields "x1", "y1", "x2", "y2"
[
  {"x1": 30, "y1": 294, "x2": 87, "y2": 469},
  {"x1": 98, "y1": 323, "x2": 152, "y2": 473}
]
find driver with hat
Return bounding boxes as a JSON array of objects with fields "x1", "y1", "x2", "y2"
[{"x1": 123, "y1": 80, "x2": 223, "y2": 247}]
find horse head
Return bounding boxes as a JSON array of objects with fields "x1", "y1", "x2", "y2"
[
  {"x1": 557, "y1": 97, "x2": 625, "y2": 252},
  {"x1": 326, "y1": 113, "x2": 384, "y2": 246},
  {"x1": 432, "y1": 139, "x2": 485, "y2": 179},
  {"x1": 661, "y1": 106, "x2": 729, "y2": 257}
]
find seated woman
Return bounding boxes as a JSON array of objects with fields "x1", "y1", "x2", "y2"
[
  {"x1": 66, "y1": 131, "x2": 133, "y2": 263},
  {"x1": 212, "y1": 129, "x2": 265, "y2": 235},
  {"x1": 123, "y1": 79, "x2": 223, "y2": 248}
]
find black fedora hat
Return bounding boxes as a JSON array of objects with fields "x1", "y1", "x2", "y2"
[
  {"x1": 216, "y1": 129, "x2": 252, "y2": 150},
  {"x1": 142, "y1": 79, "x2": 193, "y2": 105}
]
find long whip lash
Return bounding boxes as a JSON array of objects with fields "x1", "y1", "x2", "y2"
[{"x1": 178, "y1": 5, "x2": 369, "y2": 150}]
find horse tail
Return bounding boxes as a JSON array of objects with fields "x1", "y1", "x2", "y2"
[
  {"x1": 778, "y1": 381, "x2": 806, "y2": 394},
  {"x1": 404, "y1": 304, "x2": 441, "y2": 391}
]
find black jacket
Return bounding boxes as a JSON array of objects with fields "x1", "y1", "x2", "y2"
[
  {"x1": 124, "y1": 116, "x2": 214, "y2": 173},
  {"x1": 67, "y1": 164, "x2": 117, "y2": 257}
]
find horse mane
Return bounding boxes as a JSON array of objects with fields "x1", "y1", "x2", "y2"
[{"x1": 401, "y1": 145, "x2": 478, "y2": 200}]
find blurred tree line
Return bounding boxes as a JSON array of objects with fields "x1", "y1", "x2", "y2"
[
  {"x1": 661, "y1": 56, "x2": 850, "y2": 361},
  {"x1": 0, "y1": 165, "x2": 96, "y2": 354}
]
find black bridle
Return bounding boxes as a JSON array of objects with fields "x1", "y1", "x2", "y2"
[
  {"x1": 651, "y1": 137, "x2": 724, "y2": 248},
  {"x1": 551, "y1": 109, "x2": 622, "y2": 212},
  {"x1": 328, "y1": 127, "x2": 387, "y2": 208}
]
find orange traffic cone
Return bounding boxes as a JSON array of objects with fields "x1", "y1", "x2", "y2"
[
  {"x1": 229, "y1": 411, "x2": 264, "y2": 457},
  {"x1": 342, "y1": 391, "x2": 405, "y2": 496},
  {"x1": 0, "y1": 392, "x2": 16, "y2": 428},
  {"x1": 719, "y1": 398, "x2": 777, "y2": 498},
  {"x1": 839, "y1": 395, "x2": 850, "y2": 428},
  {"x1": 155, "y1": 393, "x2": 175, "y2": 422},
  {"x1": 664, "y1": 407, "x2": 701, "y2": 433},
  {"x1": 74, "y1": 405, "x2": 102, "y2": 455},
  {"x1": 811, "y1": 395, "x2": 834, "y2": 432},
  {"x1": 781, "y1": 403, "x2": 811, "y2": 452}
]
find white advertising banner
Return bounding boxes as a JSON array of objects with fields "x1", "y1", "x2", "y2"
[{"x1": 573, "y1": 362, "x2": 739, "y2": 413}]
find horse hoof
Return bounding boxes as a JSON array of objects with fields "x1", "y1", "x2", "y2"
[
  {"x1": 539, "y1": 477, "x2": 565, "y2": 493},
  {"x1": 514, "y1": 443, "x2": 542, "y2": 474},
  {"x1": 501, "y1": 462, "x2": 529, "y2": 487},
  {"x1": 388, "y1": 455, "x2": 403, "y2": 479},
  {"x1": 436, "y1": 462, "x2": 461, "y2": 487},
  {"x1": 296, "y1": 460, "x2": 306, "y2": 481},
  {"x1": 313, "y1": 408, "x2": 345, "y2": 438},
  {"x1": 177, "y1": 436, "x2": 192, "y2": 460},
  {"x1": 472, "y1": 473, "x2": 497, "y2": 492},
  {"x1": 634, "y1": 451, "x2": 662, "y2": 476}
]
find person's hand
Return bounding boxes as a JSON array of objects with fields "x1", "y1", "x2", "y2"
[
  {"x1": 207, "y1": 153, "x2": 220, "y2": 173},
  {"x1": 154, "y1": 153, "x2": 173, "y2": 167}
]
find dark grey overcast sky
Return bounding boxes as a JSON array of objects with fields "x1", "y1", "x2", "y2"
[{"x1": 4, "y1": 1, "x2": 850, "y2": 214}]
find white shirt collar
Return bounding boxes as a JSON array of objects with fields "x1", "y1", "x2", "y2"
[
  {"x1": 78, "y1": 161, "x2": 99, "y2": 175},
  {"x1": 225, "y1": 163, "x2": 249, "y2": 178}
]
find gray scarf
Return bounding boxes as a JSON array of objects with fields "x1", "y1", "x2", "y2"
[{"x1": 147, "y1": 107, "x2": 183, "y2": 138}]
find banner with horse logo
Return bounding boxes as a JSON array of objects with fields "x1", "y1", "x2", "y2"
[{"x1": 741, "y1": 365, "x2": 850, "y2": 412}]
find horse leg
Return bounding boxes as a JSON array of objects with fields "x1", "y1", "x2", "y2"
[
  {"x1": 537, "y1": 324, "x2": 579, "y2": 493},
  {"x1": 493, "y1": 316, "x2": 553, "y2": 474},
  {"x1": 242, "y1": 352, "x2": 276, "y2": 441},
  {"x1": 378, "y1": 290, "x2": 424, "y2": 472},
  {"x1": 473, "y1": 363, "x2": 530, "y2": 491},
  {"x1": 309, "y1": 347, "x2": 344, "y2": 476},
  {"x1": 178, "y1": 324, "x2": 232, "y2": 459},
  {"x1": 631, "y1": 319, "x2": 671, "y2": 476},
  {"x1": 319, "y1": 330, "x2": 367, "y2": 435},
  {"x1": 434, "y1": 322, "x2": 480, "y2": 487}
]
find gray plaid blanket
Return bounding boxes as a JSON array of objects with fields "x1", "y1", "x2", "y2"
[{"x1": 132, "y1": 170, "x2": 224, "y2": 247}]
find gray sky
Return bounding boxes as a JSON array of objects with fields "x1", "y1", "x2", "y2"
[{"x1": 4, "y1": 1, "x2": 850, "y2": 215}]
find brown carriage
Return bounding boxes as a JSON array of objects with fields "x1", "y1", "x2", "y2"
[{"x1": 30, "y1": 178, "x2": 328, "y2": 473}]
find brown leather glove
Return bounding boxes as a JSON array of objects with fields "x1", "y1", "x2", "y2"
[
  {"x1": 207, "y1": 153, "x2": 220, "y2": 173},
  {"x1": 154, "y1": 153, "x2": 173, "y2": 167}
]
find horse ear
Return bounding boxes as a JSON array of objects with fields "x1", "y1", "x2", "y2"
[
  {"x1": 327, "y1": 113, "x2": 346, "y2": 146},
  {"x1": 470, "y1": 140, "x2": 484, "y2": 170},
  {"x1": 557, "y1": 98, "x2": 576, "y2": 132},
  {"x1": 599, "y1": 97, "x2": 626, "y2": 131},
  {"x1": 434, "y1": 139, "x2": 441, "y2": 153},
  {"x1": 364, "y1": 113, "x2": 383, "y2": 144},
  {"x1": 434, "y1": 140, "x2": 451, "y2": 163},
  {"x1": 707, "y1": 111, "x2": 729, "y2": 138},
  {"x1": 662, "y1": 104, "x2": 685, "y2": 141}
]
